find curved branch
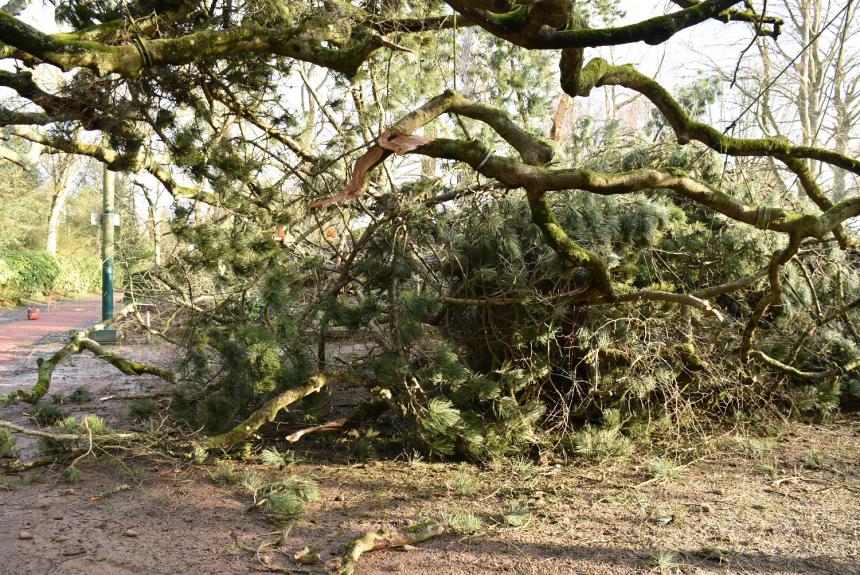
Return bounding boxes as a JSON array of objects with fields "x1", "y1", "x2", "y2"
[
  {"x1": 77, "y1": 338, "x2": 176, "y2": 382},
  {"x1": 739, "y1": 236, "x2": 802, "y2": 362},
  {"x1": 781, "y1": 157, "x2": 852, "y2": 248},
  {"x1": 204, "y1": 375, "x2": 328, "y2": 450},
  {"x1": 444, "y1": 0, "x2": 744, "y2": 49},
  {"x1": 410, "y1": 138, "x2": 860, "y2": 237},
  {"x1": 526, "y1": 189, "x2": 613, "y2": 296},
  {"x1": 749, "y1": 350, "x2": 860, "y2": 379},
  {"x1": 309, "y1": 90, "x2": 553, "y2": 207},
  {"x1": 361, "y1": 13, "x2": 475, "y2": 34},
  {"x1": 595, "y1": 289, "x2": 725, "y2": 321},
  {"x1": 574, "y1": 58, "x2": 860, "y2": 177}
]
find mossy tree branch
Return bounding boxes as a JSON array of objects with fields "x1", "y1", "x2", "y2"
[
  {"x1": 5, "y1": 126, "x2": 221, "y2": 206},
  {"x1": 572, "y1": 58, "x2": 860, "y2": 177},
  {"x1": 526, "y1": 189, "x2": 614, "y2": 297},
  {"x1": 77, "y1": 339, "x2": 176, "y2": 383},
  {"x1": 569, "y1": 57, "x2": 853, "y2": 247},
  {"x1": 0, "y1": 70, "x2": 111, "y2": 130},
  {"x1": 782, "y1": 157, "x2": 853, "y2": 249},
  {"x1": 409, "y1": 138, "x2": 860, "y2": 239},
  {"x1": 0, "y1": 9, "x2": 388, "y2": 77},
  {"x1": 338, "y1": 519, "x2": 445, "y2": 575},
  {"x1": 204, "y1": 375, "x2": 328, "y2": 450},
  {"x1": 444, "y1": 0, "x2": 745, "y2": 49},
  {"x1": 0, "y1": 105, "x2": 55, "y2": 127},
  {"x1": 669, "y1": 0, "x2": 782, "y2": 36},
  {"x1": 592, "y1": 289, "x2": 725, "y2": 321}
]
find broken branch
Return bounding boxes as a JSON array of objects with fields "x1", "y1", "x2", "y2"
[
  {"x1": 205, "y1": 375, "x2": 328, "y2": 450},
  {"x1": 338, "y1": 518, "x2": 445, "y2": 575}
]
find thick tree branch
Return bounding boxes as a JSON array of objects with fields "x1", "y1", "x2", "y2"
[
  {"x1": 77, "y1": 338, "x2": 176, "y2": 382},
  {"x1": 410, "y1": 138, "x2": 860, "y2": 238},
  {"x1": 0, "y1": 70, "x2": 107, "y2": 129},
  {"x1": 526, "y1": 189, "x2": 613, "y2": 296},
  {"x1": 204, "y1": 375, "x2": 328, "y2": 450},
  {"x1": 0, "y1": 105, "x2": 55, "y2": 126},
  {"x1": 359, "y1": 10, "x2": 476, "y2": 34},
  {"x1": 444, "y1": 0, "x2": 744, "y2": 49},
  {"x1": 0, "y1": 10, "x2": 387, "y2": 77},
  {"x1": 0, "y1": 139, "x2": 41, "y2": 166},
  {"x1": 5, "y1": 126, "x2": 217, "y2": 204},
  {"x1": 669, "y1": 0, "x2": 782, "y2": 36},
  {"x1": 782, "y1": 157, "x2": 853, "y2": 249}
]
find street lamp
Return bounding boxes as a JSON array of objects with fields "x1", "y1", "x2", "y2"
[{"x1": 92, "y1": 164, "x2": 120, "y2": 343}]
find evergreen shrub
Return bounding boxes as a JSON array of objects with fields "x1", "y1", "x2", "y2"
[
  {"x1": 54, "y1": 254, "x2": 101, "y2": 295},
  {"x1": 0, "y1": 250, "x2": 60, "y2": 296},
  {"x1": 0, "y1": 251, "x2": 100, "y2": 300}
]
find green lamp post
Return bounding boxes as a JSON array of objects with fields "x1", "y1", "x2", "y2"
[{"x1": 93, "y1": 164, "x2": 119, "y2": 343}]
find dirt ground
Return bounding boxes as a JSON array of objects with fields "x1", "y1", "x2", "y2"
[{"x1": 1, "y1": 339, "x2": 858, "y2": 575}]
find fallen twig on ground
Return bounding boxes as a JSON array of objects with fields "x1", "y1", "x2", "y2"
[
  {"x1": 0, "y1": 420, "x2": 139, "y2": 443},
  {"x1": 338, "y1": 518, "x2": 445, "y2": 575}
]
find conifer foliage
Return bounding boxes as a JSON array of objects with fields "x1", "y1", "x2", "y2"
[{"x1": 0, "y1": 0, "x2": 858, "y2": 459}]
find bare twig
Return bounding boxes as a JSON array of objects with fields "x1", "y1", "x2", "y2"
[{"x1": 285, "y1": 418, "x2": 347, "y2": 443}]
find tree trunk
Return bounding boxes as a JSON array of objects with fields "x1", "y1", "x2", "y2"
[
  {"x1": 45, "y1": 157, "x2": 73, "y2": 255},
  {"x1": 141, "y1": 186, "x2": 163, "y2": 266}
]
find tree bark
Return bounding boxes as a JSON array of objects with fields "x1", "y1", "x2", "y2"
[{"x1": 45, "y1": 155, "x2": 73, "y2": 255}]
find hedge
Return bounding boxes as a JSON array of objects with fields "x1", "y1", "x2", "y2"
[
  {"x1": 0, "y1": 250, "x2": 60, "y2": 296},
  {"x1": 54, "y1": 254, "x2": 102, "y2": 296},
  {"x1": 0, "y1": 251, "x2": 102, "y2": 299}
]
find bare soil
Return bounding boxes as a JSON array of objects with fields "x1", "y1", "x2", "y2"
[{"x1": 1, "y1": 340, "x2": 858, "y2": 575}]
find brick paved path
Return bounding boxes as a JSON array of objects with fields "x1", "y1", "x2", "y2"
[{"x1": 0, "y1": 299, "x2": 104, "y2": 367}]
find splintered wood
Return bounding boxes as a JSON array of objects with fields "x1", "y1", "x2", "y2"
[{"x1": 308, "y1": 130, "x2": 432, "y2": 208}]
